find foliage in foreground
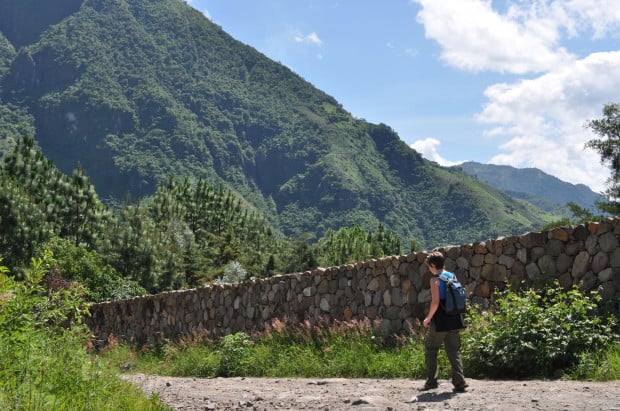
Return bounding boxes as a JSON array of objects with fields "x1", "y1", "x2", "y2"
[
  {"x1": 103, "y1": 284, "x2": 619, "y2": 382},
  {"x1": 463, "y1": 283, "x2": 618, "y2": 378},
  {"x1": 0, "y1": 257, "x2": 169, "y2": 410}
]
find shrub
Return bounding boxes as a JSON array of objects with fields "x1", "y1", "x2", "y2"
[
  {"x1": 598, "y1": 296, "x2": 620, "y2": 334},
  {"x1": 45, "y1": 237, "x2": 147, "y2": 301},
  {"x1": 463, "y1": 283, "x2": 618, "y2": 378},
  {"x1": 216, "y1": 260, "x2": 252, "y2": 284},
  {"x1": 216, "y1": 332, "x2": 255, "y2": 376}
]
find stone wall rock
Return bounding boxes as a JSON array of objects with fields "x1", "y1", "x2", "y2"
[{"x1": 86, "y1": 218, "x2": 620, "y2": 346}]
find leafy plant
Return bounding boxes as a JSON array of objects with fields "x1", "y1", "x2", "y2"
[
  {"x1": 463, "y1": 283, "x2": 618, "y2": 378},
  {"x1": 216, "y1": 261, "x2": 252, "y2": 284},
  {"x1": 216, "y1": 332, "x2": 255, "y2": 377},
  {"x1": 45, "y1": 237, "x2": 146, "y2": 302},
  {"x1": 586, "y1": 103, "x2": 620, "y2": 214}
]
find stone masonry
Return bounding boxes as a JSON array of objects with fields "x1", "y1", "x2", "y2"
[{"x1": 86, "y1": 218, "x2": 620, "y2": 345}]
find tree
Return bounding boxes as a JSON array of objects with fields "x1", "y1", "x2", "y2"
[
  {"x1": 586, "y1": 103, "x2": 620, "y2": 214},
  {"x1": 100, "y1": 203, "x2": 165, "y2": 293},
  {"x1": 0, "y1": 175, "x2": 51, "y2": 269},
  {"x1": 314, "y1": 224, "x2": 401, "y2": 267},
  {"x1": 280, "y1": 235, "x2": 318, "y2": 274},
  {"x1": 2, "y1": 137, "x2": 109, "y2": 252}
]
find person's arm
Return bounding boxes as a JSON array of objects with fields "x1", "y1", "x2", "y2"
[{"x1": 423, "y1": 277, "x2": 440, "y2": 328}]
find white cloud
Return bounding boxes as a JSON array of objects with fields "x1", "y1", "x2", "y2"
[
  {"x1": 477, "y1": 51, "x2": 620, "y2": 192},
  {"x1": 414, "y1": 0, "x2": 574, "y2": 73},
  {"x1": 558, "y1": 0, "x2": 620, "y2": 38},
  {"x1": 294, "y1": 32, "x2": 323, "y2": 46},
  {"x1": 410, "y1": 138, "x2": 462, "y2": 166},
  {"x1": 413, "y1": 0, "x2": 620, "y2": 73}
]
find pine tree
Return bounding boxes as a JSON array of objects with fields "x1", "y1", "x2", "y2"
[{"x1": 2, "y1": 137, "x2": 109, "y2": 252}]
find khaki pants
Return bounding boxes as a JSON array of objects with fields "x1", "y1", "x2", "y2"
[{"x1": 424, "y1": 322, "x2": 466, "y2": 387}]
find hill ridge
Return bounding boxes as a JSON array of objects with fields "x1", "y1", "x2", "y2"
[{"x1": 455, "y1": 161, "x2": 604, "y2": 214}]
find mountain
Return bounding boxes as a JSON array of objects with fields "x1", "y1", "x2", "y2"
[
  {"x1": 454, "y1": 161, "x2": 605, "y2": 215},
  {"x1": 0, "y1": 0, "x2": 557, "y2": 249}
]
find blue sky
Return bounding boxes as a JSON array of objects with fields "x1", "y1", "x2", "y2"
[{"x1": 185, "y1": 0, "x2": 620, "y2": 193}]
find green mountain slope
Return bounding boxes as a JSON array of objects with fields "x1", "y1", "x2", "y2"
[
  {"x1": 0, "y1": 0, "x2": 556, "y2": 249},
  {"x1": 455, "y1": 161, "x2": 605, "y2": 215}
]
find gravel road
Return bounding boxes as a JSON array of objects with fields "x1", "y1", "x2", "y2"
[{"x1": 124, "y1": 373, "x2": 620, "y2": 410}]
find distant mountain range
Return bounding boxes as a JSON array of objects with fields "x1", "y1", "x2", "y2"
[
  {"x1": 0, "y1": 0, "x2": 558, "y2": 249},
  {"x1": 454, "y1": 161, "x2": 605, "y2": 215}
]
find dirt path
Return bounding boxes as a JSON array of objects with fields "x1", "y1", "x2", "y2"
[{"x1": 124, "y1": 373, "x2": 620, "y2": 410}]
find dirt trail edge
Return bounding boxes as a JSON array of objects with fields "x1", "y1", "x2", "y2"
[{"x1": 124, "y1": 373, "x2": 620, "y2": 411}]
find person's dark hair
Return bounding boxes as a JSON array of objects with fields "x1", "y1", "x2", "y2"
[{"x1": 425, "y1": 251, "x2": 445, "y2": 269}]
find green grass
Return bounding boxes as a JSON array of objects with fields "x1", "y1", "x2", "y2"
[
  {"x1": 567, "y1": 344, "x2": 620, "y2": 381},
  {"x1": 102, "y1": 319, "x2": 444, "y2": 379}
]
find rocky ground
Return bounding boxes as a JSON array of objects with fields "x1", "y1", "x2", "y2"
[{"x1": 124, "y1": 374, "x2": 620, "y2": 410}]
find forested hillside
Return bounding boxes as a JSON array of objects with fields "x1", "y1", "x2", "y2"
[{"x1": 0, "y1": 0, "x2": 556, "y2": 250}]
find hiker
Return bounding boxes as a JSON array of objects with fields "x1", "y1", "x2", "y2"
[{"x1": 420, "y1": 251, "x2": 468, "y2": 393}]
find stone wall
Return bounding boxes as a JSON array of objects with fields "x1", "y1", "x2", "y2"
[{"x1": 86, "y1": 218, "x2": 620, "y2": 345}]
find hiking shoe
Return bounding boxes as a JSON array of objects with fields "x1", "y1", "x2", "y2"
[
  {"x1": 453, "y1": 383, "x2": 469, "y2": 393},
  {"x1": 419, "y1": 380, "x2": 438, "y2": 391}
]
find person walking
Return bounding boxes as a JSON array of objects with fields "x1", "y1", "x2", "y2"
[{"x1": 420, "y1": 251, "x2": 468, "y2": 393}]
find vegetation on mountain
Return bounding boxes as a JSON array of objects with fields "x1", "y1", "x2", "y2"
[
  {"x1": 0, "y1": 32, "x2": 15, "y2": 84},
  {"x1": 0, "y1": 0, "x2": 556, "y2": 251},
  {"x1": 315, "y1": 224, "x2": 402, "y2": 267},
  {"x1": 100, "y1": 176, "x2": 284, "y2": 291},
  {"x1": 0, "y1": 137, "x2": 108, "y2": 268},
  {"x1": 0, "y1": 103, "x2": 33, "y2": 157}
]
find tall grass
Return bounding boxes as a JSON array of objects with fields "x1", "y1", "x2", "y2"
[
  {"x1": 103, "y1": 318, "x2": 447, "y2": 380},
  {"x1": 568, "y1": 344, "x2": 620, "y2": 381}
]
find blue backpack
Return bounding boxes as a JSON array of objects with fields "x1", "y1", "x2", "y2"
[{"x1": 439, "y1": 272, "x2": 467, "y2": 315}]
